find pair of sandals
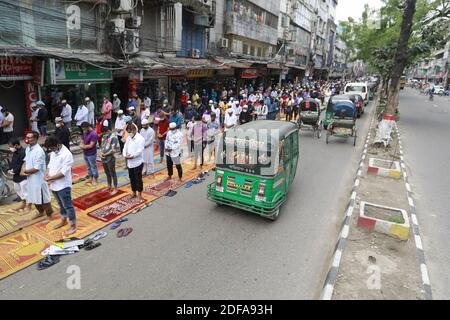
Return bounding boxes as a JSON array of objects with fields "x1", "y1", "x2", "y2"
[
  {"x1": 37, "y1": 255, "x2": 60, "y2": 270},
  {"x1": 117, "y1": 227, "x2": 133, "y2": 238},
  {"x1": 110, "y1": 217, "x2": 128, "y2": 230},
  {"x1": 165, "y1": 189, "x2": 177, "y2": 197}
]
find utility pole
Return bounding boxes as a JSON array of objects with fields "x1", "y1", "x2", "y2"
[{"x1": 279, "y1": 0, "x2": 290, "y2": 88}]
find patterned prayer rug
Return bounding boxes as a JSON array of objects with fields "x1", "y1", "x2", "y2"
[
  {"x1": 87, "y1": 195, "x2": 147, "y2": 222},
  {"x1": 72, "y1": 187, "x2": 126, "y2": 210}
]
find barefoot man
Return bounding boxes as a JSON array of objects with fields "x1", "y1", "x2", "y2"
[
  {"x1": 44, "y1": 136, "x2": 77, "y2": 236},
  {"x1": 22, "y1": 131, "x2": 53, "y2": 223},
  {"x1": 123, "y1": 123, "x2": 145, "y2": 199}
]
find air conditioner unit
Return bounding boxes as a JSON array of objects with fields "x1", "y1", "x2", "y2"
[
  {"x1": 123, "y1": 29, "x2": 140, "y2": 55},
  {"x1": 112, "y1": 0, "x2": 133, "y2": 12},
  {"x1": 125, "y1": 16, "x2": 142, "y2": 29},
  {"x1": 220, "y1": 38, "x2": 229, "y2": 48},
  {"x1": 190, "y1": 48, "x2": 201, "y2": 58},
  {"x1": 110, "y1": 18, "x2": 125, "y2": 34}
]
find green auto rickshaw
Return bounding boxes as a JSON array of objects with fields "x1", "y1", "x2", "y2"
[{"x1": 207, "y1": 121, "x2": 299, "y2": 221}]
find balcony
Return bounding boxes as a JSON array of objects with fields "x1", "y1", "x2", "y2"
[{"x1": 225, "y1": 12, "x2": 278, "y2": 46}]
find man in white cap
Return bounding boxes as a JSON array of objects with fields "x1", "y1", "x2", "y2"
[
  {"x1": 74, "y1": 103, "x2": 89, "y2": 129},
  {"x1": 60, "y1": 99, "x2": 72, "y2": 128},
  {"x1": 128, "y1": 106, "x2": 141, "y2": 129},
  {"x1": 224, "y1": 107, "x2": 237, "y2": 131},
  {"x1": 85, "y1": 97, "x2": 95, "y2": 126},
  {"x1": 140, "y1": 119, "x2": 155, "y2": 177},
  {"x1": 114, "y1": 109, "x2": 126, "y2": 152},
  {"x1": 123, "y1": 123, "x2": 145, "y2": 199},
  {"x1": 29, "y1": 102, "x2": 39, "y2": 132},
  {"x1": 140, "y1": 101, "x2": 150, "y2": 122},
  {"x1": 165, "y1": 122, "x2": 183, "y2": 181}
]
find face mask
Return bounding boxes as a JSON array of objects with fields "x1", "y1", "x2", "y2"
[
  {"x1": 9, "y1": 147, "x2": 16, "y2": 153},
  {"x1": 24, "y1": 138, "x2": 30, "y2": 145}
]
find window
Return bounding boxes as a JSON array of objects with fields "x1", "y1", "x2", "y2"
[
  {"x1": 250, "y1": 46, "x2": 255, "y2": 56},
  {"x1": 243, "y1": 43, "x2": 249, "y2": 54},
  {"x1": 257, "y1": 47, "x2": 262, "y2": 57}
]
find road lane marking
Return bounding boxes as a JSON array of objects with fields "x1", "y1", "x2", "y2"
[{"x1": 415, "y1": 235, "x2": 423, "y2": 250}]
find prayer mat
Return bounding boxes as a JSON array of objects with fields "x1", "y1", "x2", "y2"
[
  {"x1": 72, "y1": 161, "x2": 104, "y2": 182},
  {"x1": 87, "y1": 195, "x2": 147, "y2": 222},
  {"x1": 0, "y1": 204, "x2": 47, "y2": 238},
  {"x1": 72, "y1": 187, "x2": 125, "y2": 210},
  {"x1": 143, "y1": 179, "x2": 184, "y2": 197}
]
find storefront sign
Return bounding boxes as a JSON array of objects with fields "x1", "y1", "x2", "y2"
[
  {"x1": 129, "y1": 70, "x2": 143, "y2": 81},
  {"x1": 47, "y1": 59, "x2": 112, "y2": 84},
  {"x1": 145, "y1": 68, "x2": 185, "y2": 77},
  {"x1": 33, "y1": 59, "x2": 45, "y2": 86},
  {"x1": 217, "y1": 68, "x2": 235, "y2": 76},
  {"x1": 0, "y1": 57, "x2": 33, "y2": 75},
  {"x1": 241, "y1": 68, "x2": 258, "y2": 79},
  {"x1": 185, "y1": 69, "x2": 215, "y2": 78}
]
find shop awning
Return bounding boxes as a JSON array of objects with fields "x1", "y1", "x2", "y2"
[
  {"x1": 212, "y1": 57, "x2": 252, "y2": 69},
  {"x1": 267, "y1": 63, "x2": 282, "y2": 69},
  {"x1": 286, "y1": 64, "x2": 306, "y2": 70}
]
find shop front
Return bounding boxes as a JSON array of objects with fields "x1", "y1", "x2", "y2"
[
  {"x1": 0, "y1": 56, "x2": 42, "y2": 139},
  {"x1": 43, "y1": 58, "x2": 113, "y2": 122}
]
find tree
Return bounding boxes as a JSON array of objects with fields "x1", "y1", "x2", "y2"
[{"x1": 386, "y1": 0, "x2": 417, "y2": 116}]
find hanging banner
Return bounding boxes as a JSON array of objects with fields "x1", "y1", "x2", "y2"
[
  {"x1": 185, "y1": 69, "x2": 215, "y2": 78},
  {"x1": 241, "y1": 69, "x2": 258, "y2": 79},
  {"x1": 24, "y1": 81, "x2": 38, "y2": 131},
  {"x1": 33, "y1": 59, "x2": 45, "y2": 86}
]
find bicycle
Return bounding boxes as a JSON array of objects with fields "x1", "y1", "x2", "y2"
[{"x1": 0, "y1": 149, "x2": 13, "y2": 181}]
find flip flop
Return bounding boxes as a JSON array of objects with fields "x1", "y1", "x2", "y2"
[
  {"x1": 88, "y1": 231, "x2": 108, "y2": 241},
  {"x1": 85, "y1": 242, "x2": 101, "y2": 251},
  {"x1": 165, "y1": 190, "x2": 177, "y2": 197},
  {"x1": 192, "y1": 178, "x2": 203, "y2": 184},
  {"x1": 184, "y1": 180, "x2": 194, "y2": 188},
  {"x1": 117, "y1": 228, "x2": 133, "y2": 238},
  {"x1": 37, "y1": 255, "x2": 60, "y2": 270}
]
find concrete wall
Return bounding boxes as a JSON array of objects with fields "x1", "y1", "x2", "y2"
[
  {"x1": 225, "y1": 12, "x2": 278, "y2": 45},
  {"x1": 249, "y1": 0, "x2": 280, "y2": 16}
]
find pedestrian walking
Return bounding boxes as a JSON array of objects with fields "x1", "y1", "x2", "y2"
[
  {"x1": 79, "y1": 122, "x2": 99, "y2": 186},
  {"x1": 100, "y1": 125, "x2": 119, "y2": 194},
  {"x1": 8, "y1": 138, "x2": 32, "y2": 212},
  {"x1": 123, "y1": 123, "x2": 145, "y2": 199},
  {"x1": 22, "y1": 131, "x2": 53, "y2": 223},
  {"x1": 165, "y1": 122, "x2": 183, "y2": 181},
  {"x1": 140, "y1": 119, "x2": 155, "y2": 177},
  {"x1": 85, "y1": 97, "x2": 95, "y2": 127},
  {"x1": 206, "y1": 113, "x2": 219, "y2": 162},
  {"x1": 44, "y1": 135, "x2": 77, "y2": 236},
  {"x1": 1, "y1": 108, "x2": 14, "y2": 143}
]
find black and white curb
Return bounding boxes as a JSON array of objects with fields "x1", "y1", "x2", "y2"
[
  {"x1": 320, "y1": 118, "x2": 375, "y2": 300},
  {"x1": 395, "y1": 124, "x2": 433, "y2": 300}
]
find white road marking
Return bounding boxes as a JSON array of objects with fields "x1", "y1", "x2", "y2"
[
  {"x1": 332, "y1": 249, "x2": 342, "y2": 268},
  {"x1": 341, "y1": 225, "x2": 350, "y2": 239},
  {"x1": 346, "y1": 206, "x2": 354, "y2": 217},
  {"x1": 357, "y1": 169, "x2": 362, "y2": 176},
  {"x1": 408, "y1": 197, "x2": 415, "y2": 207},
  {"x1": 415, "y1": 235, "x2": 423, "y2": 250},
  {"x1": 354, "y1": 179, "x2": 360, "y2": 187},
  {"x1": 405, "y1": 183, "x2": 411, "y2": 192},
  {"x1": 351, "y1": 191, "x2": 357, "y2": 200},
  {"x1": 421, "y1": 264, "x2": 431, "y2": 285},
  {"x1": 322, "y1": 284, "x2": 334, "y2": 300},
  {"x1": 411, "y1": 214, "x2": 418, "y2": 226}
]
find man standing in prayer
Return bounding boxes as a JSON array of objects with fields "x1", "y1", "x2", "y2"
[
  {"x1": 123, "y1": 123, "x2": 145, "y2": 199},
  {"x1": 140, "y1": 119, "x2": 155, "y2": 177},
  {"x1": 165, "y1": 122, "x2": 183, "y2": 181}
]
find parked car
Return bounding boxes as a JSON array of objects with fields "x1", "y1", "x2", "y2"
[{"x1": 344, "y1": 82, "x2": 369, "y2": 105}]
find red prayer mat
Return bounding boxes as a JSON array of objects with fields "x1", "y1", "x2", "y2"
[
  {"x1": 72, "y1": 187, "x2": 125, "y2": 210},
  {"x1": 87, "y1": 195, "x2": 147, "y2": 222},
  {"x1": 143, "y1": 179, "x2": 183, "y2": 197}
]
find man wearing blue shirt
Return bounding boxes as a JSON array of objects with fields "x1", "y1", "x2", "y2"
[{"x1": 169, "y1": 108, "x2": 183, "y2": 129}]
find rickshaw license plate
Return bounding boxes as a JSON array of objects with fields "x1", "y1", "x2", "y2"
[
  {"x1": 216, "y1": 186, "x2": 224, "y2": 192},
  {"x1": 255, "y1": 196, "x2": 266, "y2": 202}
]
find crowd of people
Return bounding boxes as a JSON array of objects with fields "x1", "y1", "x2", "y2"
[{"x1": 0, "y1": 79, "x2": 347, "y2": 237}]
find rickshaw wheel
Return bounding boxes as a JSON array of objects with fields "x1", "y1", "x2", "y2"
[
  {"x1": 268, "y1": 208, "x2": 280, "y2": 221},
  {"x1": 317, "y1": 122, "x2": 322, "y2": 139}
]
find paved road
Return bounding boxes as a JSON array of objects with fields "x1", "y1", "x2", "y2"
[
  {"x1": 0, "y1": 102, "x2": 374, "y2": 299},
  {"x1": 397, "y1": 89, "x2": 450, "y2": 299}
]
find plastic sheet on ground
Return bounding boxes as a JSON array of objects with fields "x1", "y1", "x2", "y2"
[{"x1": 374, "y1": 119, "x2": 395, "y2": 147}]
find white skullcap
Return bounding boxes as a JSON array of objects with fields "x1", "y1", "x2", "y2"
[
  {"x1": 128, "y1": 106, "x2": 135, "y2": 111},
  {"x1": 103, "y1": 120, "x2": 109, "y2": 127},
  {"x1": 61, "y1": 99, "x2": 67, "y2": 104},
  {"x1": 141, "y1": 119, "x2": 149, "y2": 125},
  {"x1": 187, "y1": 100, "x2": 192, "y2": 104},
  {"x1": 169, "y1": 122, "x2": 177, "y2": 129},
  {"x1": 55, "y1": 117, "x2": 63, "y2": 122},
  {"x1": 85, "y1": 97, "x2": 90, "y2": 101},
  {"x1": 117, "y1": 110, "x2": 124, "y2": 114},
  {"x1": 209, "y1": 100, "x2": 213, "y2": 104},
  {"x1": 113, "y1": 93, "x2": 118, "y2": 97},
  {"x1": 227, "y1": 108, "x2": 233, "y2": 113}
]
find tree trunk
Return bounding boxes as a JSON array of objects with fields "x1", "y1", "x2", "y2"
[{"x1": 385, "y1": 0, "x2": 417, "y2": 116}]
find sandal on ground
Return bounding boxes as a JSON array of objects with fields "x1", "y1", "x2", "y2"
[
  {"x1": 37, "y1": 255, "x2": 60, "y2": 270},
  {"x1": 88, "y1": 231, "x2": 108, "y2": 241},
  {"x1": 117, "y1": 227, "x2": 133, "y2": 238},
  {"x1": 184, "y1": 180, "x2": 194, "y2": 188},
  {"x1": 84, "y1": 242, "x2": 101, "y2": 251},
  {"x1": 165, "y1": 190, "x2": 177, "y2": 197}
]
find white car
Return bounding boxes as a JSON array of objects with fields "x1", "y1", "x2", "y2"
[
  {"x1": 434, "y1": 85, "x2": 445, "y2": 95},
  {"x1": 344, "y1": 82, "x2": 369, "y2": 105}
]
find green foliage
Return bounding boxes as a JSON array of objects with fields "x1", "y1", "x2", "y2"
[{"x1": 338, "y1": 0, "x2": 449, "y2": 77}]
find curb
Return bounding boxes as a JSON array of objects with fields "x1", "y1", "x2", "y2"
[
  {"x1": 367, "y1": 158, "x2": 402, "y2": 179},
  {"x1": 320, "y1": 116, "x2": 375, "y2": 300},
  {"x1": 357, "y1": 201, "x2": 410, "y2": 241},
  {"x1": 395, "y1": 124, "x2": 433, "y2": 300}
]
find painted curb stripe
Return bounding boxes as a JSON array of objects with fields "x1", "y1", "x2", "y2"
[
  {"x1": 421, "y1": 264, "x2": 431, "y2": 285},
  {"x1": 415, "y1": 235, "x2": 423, "y2": 250}
]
